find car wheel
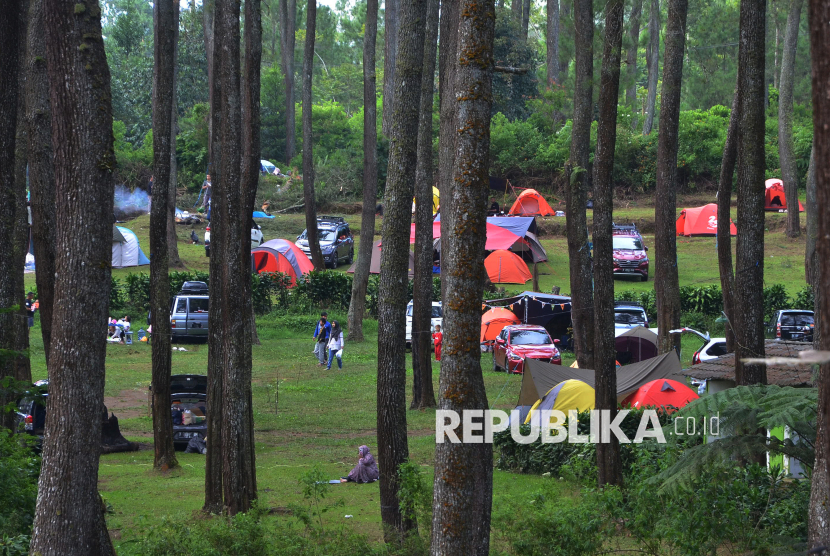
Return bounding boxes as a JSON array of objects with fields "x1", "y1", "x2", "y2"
[
  {"x1": 331, "y1": 256, "x2": 338, "y2": 269},
  {"x1": 641, "y1": 272, "x2": 648, "y2": 282},
  {"x1": 347, "y1": 249, "x2": 354, "y2": 264},
  {"x1": 492, "y1": 354, "x2": 500, "y2": 372}
]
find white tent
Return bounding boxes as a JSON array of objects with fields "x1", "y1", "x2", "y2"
[{"x1": 112, "y1": 226, "x2": 150, "y2": 268}]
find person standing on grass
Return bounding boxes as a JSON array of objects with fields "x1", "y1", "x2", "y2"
[
  {"x1": 326, "y1": 320, "x2": 344, "y2": 369},
  {"x1": 432, "y1": 324, "x2": 443, "y2": 361},
  {"x1": 313, "y1": 312, "x2": 331, "y2": 366},
  {"x1": 200, "y1": 173, "x2": 212, "y2": 209},
  {"x1": 25, "y1": 292, "x2": 36, "y2": 330}
]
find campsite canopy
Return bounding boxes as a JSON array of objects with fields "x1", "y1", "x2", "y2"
[
  {"x1": 614, "y1": 326, "x2": 659, "y2": 364},
  {"x1": 508, "y1": 189, "x2": 556, "y2": 217},
  {"x1": 432, "y1": 216, "x2": 548, "y2": 262},
  {"x1": 676, "y1": 203, "x2": 736, "y2": 236},
  {"x1": 484, "y1": 250, "x2": 532, "y2": 284},
  {"x1": 112, "y1": 226, "x2": 150, "y2": 268},
  {"x1": 252, "y1": 239, "x2": 314, "y2": 286},
  {"x1": 764, "y1": 179, "x2": 804, "y2": 212},
  {"x1": 480, "y1": 307, "x2": 521, "y2": 342},
  {"x1": 347, "y1": 239, "x2": 414, "y2": 277},
  {"x1": 525, "y1": 380, "x2": 595, "y2": 424},
  {"x1": 621, "y1": 378, "x2": 699, "y2": 412},
  {"x1": 409, "y1": 222, "x2": 520, "y2": 251},
  {"x1": 488, "y1": 291, "x2": 572, "y2": 341}
]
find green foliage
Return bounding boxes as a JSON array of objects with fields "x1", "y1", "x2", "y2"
[
  {"x1": 492, "y1": 6, "x2": 539, "y2": 121},
  {"x1": 0, "y1": 430, "x2": 40, "y2": 541},
  {"x1": 292, "y1": 464, "x2": 344, "y2": 534},
  {"x1": 397, "y1": 461, "x2": 432, "y2": 541},
  {"x1": 294, "y1": 271, "x2": 353, "y2": 311}
]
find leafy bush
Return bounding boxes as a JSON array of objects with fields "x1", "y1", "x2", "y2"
[{"x1": 0, "y1": 430, "x2": 40, "y2": 540}]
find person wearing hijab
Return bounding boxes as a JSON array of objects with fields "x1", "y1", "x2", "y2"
[
  {"x1": 340, "y1": 445, "x2": 379, "y2": 483},
  {"x1": 327, "y1": 320, "x2": 344, "y2": 370}
]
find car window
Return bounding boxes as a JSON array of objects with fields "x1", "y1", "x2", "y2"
[
  {"x1": 612, "y1": 237, "x2": 644, "y2": 250},
  {"x1": 175, "y1": 299, "x2": 187, "y2": 314},
  {"x1": 189, "y1": 298, "x2": 209, "y2": 313},
  {"x1": 510, "y1": 329, "x2": 552, "y2": 345},
  {"x1": 615, "y1": 310, "x2": 647, "y2": 324},
  {"x1": 708, "y1": 342, "x2": 728, "y2": 357},
  {"x1": 431, "y1": 306, "x2": 443, "y2": 318},
  {"x1": 406, "y1": 304, "x2": 414, "y2": 317},
  {"x1": 319, "y1": 229, "x2": 336, "y2": 242},
  {"x1": 498, "y1": 330, "x2": 507, "y2": 341},
  {"x1": 794, "y1": 314, "x2": 814, "y2": 326},
  {"x1": 781, "y1": 316, "x2": 795, "y2": 326},
  {"x1": 343, "y1": 225, "x2": 351, "y2": 237}
]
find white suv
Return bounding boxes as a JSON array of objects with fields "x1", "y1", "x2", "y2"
[
  {"x1": 405, "y1": 300, "x2": 443, "y2": 348},
  {"x1": 205, "y1": 224, "x2": 264, "y2": 257}
]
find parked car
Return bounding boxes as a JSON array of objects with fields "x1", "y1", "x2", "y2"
[
  {"x1": 295, "y1": 216, "x2": 354, "y2": 268},
  {"x1": 205, "y1": 223, "x2": 263, "y2": 257},
  {"x1": 768, "y1": 309, "x2": 815, "y2": 341},
  {"x1": 170, "y1": 281, "x2": 209, "y2": 341},
  {"x1": 492, "y1": 324, "x2": 561, "y2": 374},
  {"x1": 14, "y1": 381, "x2": 49, "y2": 449},
  {"x1": 405, "y1": 300, "x2": 443, "y2": 349},
  {"x1": 614, "y1": 301, "x2": 650, "y2": 330},
  {"x1": 170, "y1": 374, "x2": 208, "y2": 450},
  {"x1": 692, "y1": 337, "x2": 729, "y2": 364},
  {"x1": 612, "y1": 223, "x2": 649, "y2": 281}
]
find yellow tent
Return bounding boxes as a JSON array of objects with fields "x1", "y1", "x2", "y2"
[
  {"x1": 524, "y1": 379, "x2": 595, "y2": 425},
  {"x1": 412, "y1": 187, "x2": 440, "y2": 215}
]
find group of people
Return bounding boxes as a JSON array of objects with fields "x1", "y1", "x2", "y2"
[
  {"x1": 107, "y1": 315, "x2": 132, "y2": 343},
  {"x1": 313, "y1": 311, "x2": 345, "y2": 370}
]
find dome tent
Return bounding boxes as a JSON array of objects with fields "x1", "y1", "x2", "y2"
[
  {"x1": 484, "y1": 250, "x2": 532, "y2": 284},
  {"x1": 508, "y1": 189, "x2": 556, "y2": 217},
  {"x1": 676, "y1": 203, "x2": 736, "y2": 237},
  {"x1": 480, "y1": 307, "x2": 521, "y2": 342},
  {"x1": 112, "y1": 226, "x2": 150, "y2": 268},
  {"x1": 347, "y1": 239, "x2": 415, "y2": 277},
  {"x1": 764, "y1": 179, "x2": 804, "y2": 212},
  {"x1": 621, "y1": 378, "x2": 699, "y2": 412},
  {"x1": 252, "y1": 239, "x2": 314, "y2": 286},
  {"x1": 524, "y1": 379, "x2": 595, "y2": 425}
]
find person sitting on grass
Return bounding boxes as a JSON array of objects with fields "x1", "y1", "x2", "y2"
[{"x1": 340, "y1": 445, "x2": 379, "y2": 483}]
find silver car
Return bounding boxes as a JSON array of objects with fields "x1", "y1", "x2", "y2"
[{"x1": 170, "y1": 282, "x2": 209, "y2": 340}]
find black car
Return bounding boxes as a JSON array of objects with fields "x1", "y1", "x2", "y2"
[
  {"x1": 14, "y1": 381, "x2": 49, "y2": 448},
  {"x1": 295, "y1": 216, "x2": 354, "y2": 268},
  {"x1": 170, "y1": 374, "x2": 208, "y2": 450},
  {"x1": 768, "y1": 309, "x2": 814, "y2": 341}
]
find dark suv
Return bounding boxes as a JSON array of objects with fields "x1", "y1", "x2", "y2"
[
  {"x1": 14, "y1": 381, "x2": 49, "y2": 448},
  {"x1": 170, "y1": 374, "x2": 208, "y2": 450},
  {"x1": 295, "y1": 216, "x2": 354, "y2": 268},
  {"x1": 768, "y1": 309, "x2": 814, "y2": 341},
  {"x1": 612, "y1": 223, "x2": 649, "y2": 281}
]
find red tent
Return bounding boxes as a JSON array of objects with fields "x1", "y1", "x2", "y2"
[
  {"x1": 252, "y1": 239, "x2": 314, "y2": 286},
  {"x1": 508, "y1": 189, "x2": 556, "y2": 216},
  {"x1": 347, "y1": 240, "x2": 414, "y2": 277},
  {"x1": 764, "y1": 178, "x2": 805, "y2": 212},
  {"x1": 621, "y1": 378, "x2": 699, "y2": 413},
  {"x1": 480, "y1": 307, "x2": 521, "y2": 342},
  {"x1": 409, "y1": 222, "x2": 520, "y2": 251},
  {"x1": 484, "y1": 250, "x2": 532, "y2": 284},
  {"x1": 676, "y1": 203, "x2": 736, "y2": 236}
]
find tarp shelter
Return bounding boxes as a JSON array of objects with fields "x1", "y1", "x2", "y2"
[
  {"x1": 614, "y1": 326, "x2": 659, "y2": 364},
  {"x1": 433, "y1": 216, "x2": 548, "y2": 262},
  {"x1": 525, "y1": 380, "x2": 596, "y2": 425},
  {"x1": 490, "y1": 177, "x2": 510, "y2": 194},
  {"x1": 480, "y1": 307, "x2": 521, "y2": 342},
  {"x1": 409, "y1": 222, "x2": 520, "y2": 251},
  {"x1": 252, "y1": 239, "x2": 314, "y2": 286},
  {"x1": 347, "y1": 239, "x2": 414, "y2": 277},
  {"x1": 764, "y1": 179, "x2": 804, "y2": 212},
  {"x1": 488, "y1": 291, "x2": 572, "y2": 343},
  {"x1": 621, "y1": 378, "x2": 699, "y2": 412},
  {"x1": 676, "y1": 203, "x2": 736, "y2": 236},
  {"x1": 485, "y1": 250, "x2": 532, "y2": 284},
  {"x1": 253, "y1": 211, "x2": 275, "y2": 219},
  {"x1": 508, "y1": 189, "x2": 556, "y2": 217},
  {"x1": 112, "y1": 226, "x2": 150, "y2": 268}
]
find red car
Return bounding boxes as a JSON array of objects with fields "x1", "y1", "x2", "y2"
[
  {"x1": 492, "y1": 325, "x2": 561, "y2": 374},
  {"x1": 612, "y1": 224, "x2": 649, "y2": 282}
]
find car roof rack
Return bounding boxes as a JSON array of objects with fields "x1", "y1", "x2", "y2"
[
  {"x1": 611, "y1": 222, "x2": 639, "y2": 234},
  {"x1": 614, "y1": 300, "x2": 645, "y2": 308},
  {"x1": 180, "y1": 281, "x2": 209, "y2": 294},
  {"x1": 317, "y1": 216, "x2": 346, "y2": 225}
]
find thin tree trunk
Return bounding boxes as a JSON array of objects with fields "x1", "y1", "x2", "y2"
[
  {"x1": 279, "y1": 0, "x2": 297, "y2": 160},
  {"x1": 302, "y1": 0, "x2": 325, "y2": 270},
  {"x1": 626, "y1": 0, "x2": 642, "y2": 129},
  {"x1": 346, "y1": 0, "x2": 379, "y2": 343},
  {"x1": 203, "y1": 0, "x2": 215, "y2": 168},
  {"x1": 431, "y1": 2, "x2": 496, "y2": 555},
  {"x1": 642, "y1": 0, "x2": 659, "y2": 135},
  {"x1": 808, "y1": 0, "x2": 830, "y2": 543},
  {"x1": 558, "y1": 0, "x2": 571, "y2": 81},
  {"x1": 168, "y1": 4, "x2": 185, "y2": 270},
  {"x1": 733, "y1": 0, "x2": 766, "y2": 386},
  {"x1": 718, "y1": 91, "x2": 739, "y2": 353},
  {"x1": 566, "y1": 0, "x2": 594, "y2": 370},
  {"x1": 806, "y1": 149, "x2": 821, "y2": 346},
  {"x1": 382, "y1": 0, "x2": 398, "y2": 137},
  {"x1": 151, "y1": 0, "x2": 179, "y2": 472},
  {"x1": 592, "y1": 0, "x2": 624, "y2": 488},
  {"x1": 522, "y1": 0, "x2": 531, "y2": 40},
  {"x1": 654, "y1": 0, "x2": 687, "y2": 356},
  {"x1": 512, "y1": 0, "x2": 522, "y2": 25},
  {"x1": 546, "y1": 0, "x2": 560, "y2": 86},
  {"x1": 778, "y1": 0, "x2": 803, "y2": 238},
  {"x1": 377, "y1": 0, "x2": 426, "y2": 538},
  {"x1": 774, "y1": 16, "x2": 781, "y2": 91},
  {"x1": 30, "y1": 0, "x2": 117, "y2": 550}
]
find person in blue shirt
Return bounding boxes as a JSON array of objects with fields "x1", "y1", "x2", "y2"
[{"x1": 313, "y1": 312, "x2": 331, "y2": 366}]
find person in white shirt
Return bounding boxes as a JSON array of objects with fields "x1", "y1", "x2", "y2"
[{"x1": 326, "y1": 320, "x2": 344, "y2": 370}]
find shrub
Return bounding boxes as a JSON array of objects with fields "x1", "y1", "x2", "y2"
[{"x1": 0, "y1": 429, "x2": 40, "y2": 541}]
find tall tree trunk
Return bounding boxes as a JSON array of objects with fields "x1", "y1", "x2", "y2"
[
  {"x1": 512, "y1": 0, "x2": 522, "y2": 25},
  {"x1": 431, "y1": 2, "x2": 496, "y2": 555},
  {"x1": 377, "y1": 0, "x2": 426, "y2": 538},
  {"x1": 558, "y1": 0, "x2": 571, "y2": 82},
  {"x1": 522, "y1": 0, "x2": 531, "y2": 40},
  {"x1": 151, "y1": 0, "x2": 179, "y2": 472},
  {"x1": 203, "y1": 0, "x2": 215, "y2": 168},
  {"x1": 778, "y1": 0, "x2": 803, "y2": 238},
  {"x1": 654, "y1": 0, "x2": 687, "y2": 356},
  {"x1": 346, "y1": 0, "x2": 379, "y2": 343},
  {"x1": 733, "y1": 0, "x2": 766, "y2": 386},
  {"x1": 626, "y1": 0, "x2": 642, "y2": 128},
  {"x1": 806, "y1": 149, "x2": 821, "y2": 346},
  {"x1": 592, "y1": 0, "x2": 624, "y2": 488},
  {"x1": 168, "y1": 4, "x2": 185, "y2": 270},
  {"x1": 278, "y1": 0, "x2": 297, "y2": 161},
  {"x1": 718, "y1": 91, "x2": 739, "y2": 353},
  {"x1": 411, "y1": 0, "x2": 439, "y2": 411},
  {"x1": 25, "y1": 0, "x2": 56, "y2": 366},
  {"x1": 382, "y1": 0, "x2": 398, "y2": 137},
  {"x1": 546, "y1": 0, "x2": 560, "y2": 86},
  {"x1": 566, "y1": 0, "x2": 594, "y2": 370},
  {"x1": 302, "y1": 0, "x2": 325, "y2": 270},
  {"x1": 808, "y1": 0, "x2": 830, "y2": 543},
  {"x1": 642, "y1": 0, "x2": 659, "y2": 135},
  {"x1": 30, "y1": 0, "x2": 117, "y2": 550}
]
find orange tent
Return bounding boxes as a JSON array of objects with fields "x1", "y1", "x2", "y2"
[
  {"x1": 484, "y1": 250, "x2": 532, "y2": 284},
  {"x1": 508, "y1": 189, "x2": 556, "y2": 216},
  {"x1": 676, "y1": 203, "x2": 736, "y2": 237},
  {"x1": 764, "y1": 179, "x2": 804, "y2": 212},
  {"x1": 481, "y1": 307, "x2": 521, "y2": 342},
  {"x1": 252, "y1": 239, "x2": 315, "y2": 286},
  {"x1": 620, "y1": 378, "x2": 699, "y2": 413}
]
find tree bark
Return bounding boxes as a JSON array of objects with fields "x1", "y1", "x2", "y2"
[
  {"x1": 565, "y1": 0, "x2": 594, "y2": 370},
  {"x1": 30, "y1": 0, "x2": 117, "y2": 551},
  {"x1": 203, "y1": 0, "x2": 215, "y2": 168},
  {"x1": 778, "y1": 0, "x2": 803, "y2": 238},
  {"x1": 411, "y1": 0, "x2": 439, "y2": 411},
  {"x1": 430, "y1": 2, "x2": 496, "y2": 555},
  {"x1": 377, "y1": 0, "x2": 426, "y2": 538},
  {"x1": 626, "y1": 0, "x2": 642, "y2": 128},
  {"x1": 25, "y1": 0, "x2": 56, "y2": 366},
  {"x1": 642, "y1": 0, "x2": 659, "y2": 135},
  {"x1": 168, "y1": 3, "x2": 185, "y2": 270},
  {"x1": 346, "y1": 0, "x2": 379, "y2": 343},
  {"x1": 512, "y1": 0, "x2": 522, "y2": 25},
  {"x1": 733, "y1": 0, "x2": 766, "y2": 386},
  {"x1": 717, "y1": 91, "x2": 739, "y2": 353},
  {"x1": 382, "y1": 0, "x2": 398, "y2": 137},
  {"x1": 522, "y1": 0, "x2": 531, "y2": 40},
  {"x1": 279, "y1": 0, "x2": 297, "y2": 161},
  {"x1": 151, "y1": 0, "x2": 179, "y2": 472},
  {"x1": 806, "y1": 149, "x2": 821, "y2": 346},
  {"x1": 302, "y1": 0, "x2": 325, "y2": 270},
  {"x1": 558, "y1": 0, "x2": 571, "y2": 82},
  {"x1": 546, "y1": 0, "x2": 560, "y2": 86},
  {"x1": 592, "y1": 0, "x2": 624, "y2": 488},
  {"x1": 654, "y1": 0, "x2": 687, "y2": 357}
]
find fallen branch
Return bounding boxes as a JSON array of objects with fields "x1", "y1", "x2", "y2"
[
  {"x1": 273, "y1": 203, "x2": 305, "y2": 214},
  {"x1": 495, "y1": 65, "x2": 529, "y2": 74}
]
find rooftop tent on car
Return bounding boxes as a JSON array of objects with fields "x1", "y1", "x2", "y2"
[
  {"x1": 675, "y1": 203, "x2": 737, "y2": 237},
  {"x1": 111, "y1": 225, "x2": 150, "y2": 268},
  {"x1": 764, "y1": 178, "x2": 804, "y2": 212},
  {"x1": 507, "y1": 189, "x2": 557, "y2": 217}
]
